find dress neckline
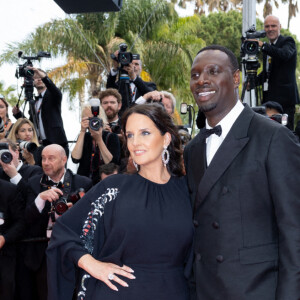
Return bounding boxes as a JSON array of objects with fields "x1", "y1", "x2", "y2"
[{"x1": 136, "y1": 173, "x2": 172, "y2": 186}]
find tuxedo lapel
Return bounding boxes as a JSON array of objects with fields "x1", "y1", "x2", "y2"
[{"x1": 194, "y1": 105, "x2": 254, "y2": 213}]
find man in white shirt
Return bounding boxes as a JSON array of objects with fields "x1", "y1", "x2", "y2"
[{"x1": 184, "y1": 45, "x2": 300, "y2": 300}]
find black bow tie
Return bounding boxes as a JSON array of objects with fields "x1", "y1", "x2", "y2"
[
  {"x1": 47, "y1": 180, "x2": 63, "y2": 189},
  {"x1": 201, "y1": 125, "x2": 222, "y2": 138},
  {"x1": 35, "y1": 94, "x2": 43, "y2": 101}
]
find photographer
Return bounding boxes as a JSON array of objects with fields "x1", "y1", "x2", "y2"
[
  {"x1": 0, "y1": 94, "x2": 13, "y2": 139},
  {"x1": 71, "y1": 104, "x2": 120, "y2": 185},
  {"x1": 254, "y1": 15, "x2": 299, "y2": 130},
  {"x1": 0, "y1": 139, "x2": 42, "y2": 195},
  {"x1": 106, "y1": 48, "x2": 156, "y2": 114},
  {"x1": 12, "y1": 68, "x2": 69, "y2": 155},
  {"x1": 8, "y1": 118, "x2": 43, "y2": 166},
  {"x1": 17, "y1": 144, "x2": 92, "y2": 300}
]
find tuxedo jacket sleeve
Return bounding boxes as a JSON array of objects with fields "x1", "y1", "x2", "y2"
[
  {"x1": 184, "y1": 105, "x2": 300, "y2": 299},
  {"x1": 0, "y1": 180, "x2": 25, "y2": 245}
]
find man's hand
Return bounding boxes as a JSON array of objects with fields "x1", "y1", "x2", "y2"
[
  {"x1": 27, "y1": 67, "x2": 47, "y2": 79},
  {"x1": 123, "y1": 63, "x2": 136, "y2": 81},
  {"x1": 143, "y1": 91, "x2": 163, "y2": 102},
  {"x1": 39, "y1": 188, "x2": 63, "y2": 202},
  {"x1": 103, "y1": 124, "x2": 112, "y2": 133},
  {"x1": 0, "y1": 161, "x2": 18, "y2": 178},
  {"x1": 0, "y1": 235, "x2": 5, "y2": 249},
  {"x1": 246, "y1": 39, "x2": 264, "y2": 48},
  {"x1": 22, "y1": 149, "x2": 35, "y2": 165},
  {"x1": 12, "y1": 106, "x2": 20, "y2": 115},
  {"x1": 111, "y1": 50, "x2": 119, "y2": 71}
]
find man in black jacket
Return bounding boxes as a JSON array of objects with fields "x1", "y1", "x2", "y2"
[
  {"x1": 0, "y1": 179, "x2": 25, "y2": 300},
  {"x1": 107, "y1": 51, "x2": 156, "y2": 115},
  {"x1": 0, "y1": 139, "x2": 42, "y2": 194},
  {"x1": 13, "y1": 68, "x2": 69, "y2": 154},
  {"x1": 16, "y1": 144, "x2": 92, "y2": 300},
  {"x1": 256, "y1": 15, "x2": 299, "y2": 130}
]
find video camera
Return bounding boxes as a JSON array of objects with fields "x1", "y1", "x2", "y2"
[
  {"x1": 111, "y1": 43, "x2": 140, "y2": 69},
  {"x1": 15, "y1": 51, "x2": 51, "y2": 102},
  {"x1": 241, "y1": 25, "x2": 266, "y2": 56}
]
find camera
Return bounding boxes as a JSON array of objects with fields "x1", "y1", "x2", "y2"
[
  {"x1": 15, "y1": 51, "x2": 51, "y2": 102},
  {"x1": 0, "y1": 117, "x2": 4, "y2": 133},
  {"x1": 0, "y1": 143, "x2": 13, "y2": 164},
  {"x1": 53, "y1": 188, "x2": 85, "y2": 215},
  {"x1": 109, "y1": 123, "x2": 121, "y2": 134},
  {"x1": 252, "y1": 106, "x2": 288, "y2": 126},
  {"x1": 18, "y1": 140, "x2": 38, "y2": 153},
  {"x1": 88, "y1": 98, "x2": 103, "y2": 131},
  {"x1": 111, "y1": 43, "x2": 140, "y2": 68},
  {"x1": 241, "y1": 25, "x2": 266, "y2": 56}
]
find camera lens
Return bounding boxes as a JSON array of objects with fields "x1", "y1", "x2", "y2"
[
  {"x1": 0, "y1": 151, "x2": 13, "y2": 164},
  {"x1": 54, "y1": 198, "x2": 68, "y2": 215},
  {"x1": 245, "y1": 41, "x2": 259, "y2": 55}
]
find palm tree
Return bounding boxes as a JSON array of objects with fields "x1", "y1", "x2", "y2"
[
  {"x1": 0, "y1": 81, "x2": 18, "y2": 107},
  {"x1": 0, "y1": 0, "x2": 174, "y2": 106}
]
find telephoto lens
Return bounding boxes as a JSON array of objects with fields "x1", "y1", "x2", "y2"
[{"x1": 19, "y1": 140, "x2": 38, "y2": 153}]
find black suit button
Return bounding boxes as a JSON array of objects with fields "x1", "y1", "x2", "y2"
[
  {"x1": 196, "y1": 253, "x2": 202, "y2": 261},
  {"x1": 193, "y1": 220, "x2": 199, "y2": 227},
  {"x1": 222, "y1": 186, "x2": 228, "y2": 194},
  {"x1": 216, "y1": 255, "x2": 224, "y2": 263},
  {"x1": 212, "y1": 221, "x2": 220, "y2": 229}
]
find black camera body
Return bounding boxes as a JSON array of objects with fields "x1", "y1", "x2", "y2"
[
  {"x1": 53, "y1": 188, "x2": 85, "y2": 215},
  {"x1": 0, "y1": 142, "x2": 13, "y2": 164},
  {"x1": 111, "y1": 43, "x2": 140, "y2": 68}
]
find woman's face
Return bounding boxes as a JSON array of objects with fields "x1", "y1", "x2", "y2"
[
  {"x1": 0, "y1": 99, "x2": 7, "y2": 120},
  {"x1": 125, "y1": 113, "x2": 170, "y2": 169},
  {"x1": 16, "y1": 123, "x2": 34, "y2": 141}
]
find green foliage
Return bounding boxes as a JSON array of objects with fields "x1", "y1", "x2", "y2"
[{"x1": 0, "y1": 81, "x2": 19, "y2": 107}]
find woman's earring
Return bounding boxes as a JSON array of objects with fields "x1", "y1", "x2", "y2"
[
  {"x1": 161, "y1": 146, "x2": 170, "y2": 167},
  {"x1": 133, "y1": 160, "x2": 139, "y2": 171}
]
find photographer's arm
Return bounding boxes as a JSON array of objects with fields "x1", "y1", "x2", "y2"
[
  {"x1": 133, "y1": 77, "x2": 157, "y2": 96},
  {"x1": 71, "y1": 118, "x2": 89, "y2": 162},
  {"x1": 93, "y1": 129, "x2": 113, "y2": 164}
]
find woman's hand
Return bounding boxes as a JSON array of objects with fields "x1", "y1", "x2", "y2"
[
  {"x1": 78, "y1": 254, "x2": 135, "y2": 291},
  {"x1": 22, "y1": 149, "x2": 35, "y2": 165}
]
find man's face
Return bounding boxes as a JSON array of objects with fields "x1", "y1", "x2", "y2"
[
  {"x1": 190, "y1": 50, "x2": 239, "y2": 121},
  {"x1": 264, "y1": 16, "x2": 281, "y2": 43},
  {"x1": 101, "y1": 95, "x2": 121, "y2": 121},
  {"x1": 162, "y1": 97, "x2": 173, "y2": 116},
  {"x1": 33, "y1": 74, "x2": 46, "y2": 91},
  {"x1": 132, "y1": 60, "x2": 142, "y2": 76},
  {"x1": 42, "y1": 147, "x2": 66, "y2": 179}
]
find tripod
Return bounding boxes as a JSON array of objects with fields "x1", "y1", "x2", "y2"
[
  {"x1": 118, "y1": 69, "x2": 133, "y2": 117},
  {"x1": 241, "y1": 58, "x2": 262, "y2": 107}
]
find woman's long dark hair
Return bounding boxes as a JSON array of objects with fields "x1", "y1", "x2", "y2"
[{"x1": 122, "y1": 103, "x2": 184, "y2": 177}]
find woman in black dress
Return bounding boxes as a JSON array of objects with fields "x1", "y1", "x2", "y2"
[{"x1": 47, "y1": 103, "x2": 193, "y2": 300}]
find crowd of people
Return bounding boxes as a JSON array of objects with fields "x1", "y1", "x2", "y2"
[{"x1": 0, "y1": 14, "x2": 300, "y2": 300}]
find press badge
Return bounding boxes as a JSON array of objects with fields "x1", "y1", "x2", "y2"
[{"x1": 264, "y1": 80, "x2": 268, "y2": 91}]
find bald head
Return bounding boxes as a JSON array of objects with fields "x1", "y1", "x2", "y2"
[
  {"x1": 264, "y1": 15, "x2": 281, "y2": 43},
  {"x1": 42, "y1": 144, "x2": 67, "y2": 181}
]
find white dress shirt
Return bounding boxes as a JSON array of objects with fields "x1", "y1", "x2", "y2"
[{"x1": 205, "y1": 100, "x2": 244, "y2": 166}]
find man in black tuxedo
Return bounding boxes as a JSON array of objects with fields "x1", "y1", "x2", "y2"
[
  {"x1": 0, "y1": 179, "x2": 25, "y2": 300},
  {"x1": 0, "y1": 139, "x2": 42, "y2": 194},
  {"x1": 256, "y1": 15, "x2": 299, "y2": 130},
  {"x1": 16, "y1": 144, "x2": 92, "y2": 300},
  {"x1": 184, "y1": 45, "x2": 300, "y2": 299},
  {"x1": 106, "y1": 51, "x2": 156, "y2": 115},
  {"x1": 13, "y1": 68, "x2": 69, "y2": 154}
]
